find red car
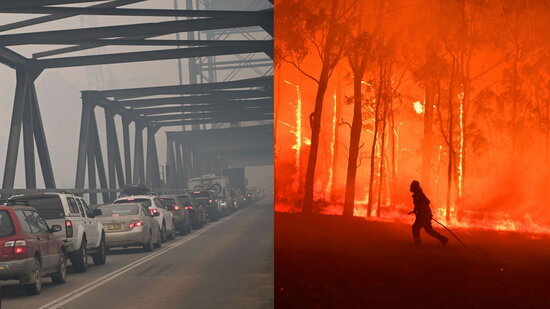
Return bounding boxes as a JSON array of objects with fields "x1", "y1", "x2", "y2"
[{"x1": 0, "y1": 206, "x2": 67, "y2": 295}]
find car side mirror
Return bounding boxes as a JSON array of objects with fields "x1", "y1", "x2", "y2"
[
  {"x1": 50, "y1": 225, "x2": 62, "y2": 233},
  {"x1": 92, "y1": 208, "x2": 102, "y2": 217}
]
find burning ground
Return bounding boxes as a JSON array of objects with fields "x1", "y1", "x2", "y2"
[{"x1": 275, "y1": 212, "x2": 550, "y2": 308}]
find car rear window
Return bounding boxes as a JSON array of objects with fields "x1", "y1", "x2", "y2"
[
  {"x1": 0, "y1": 210, "x2": 15, "y2": 237},
  {"x1": 9, "y1": 195, "x2": 65, "y2": 219},
  {"x1": 176, "y1": 196, "x2": 193, "y2": 206},
  {"x1": 115, "y1": 198, "x2": 151, "y2": 207},
  {"x1": 159, "y1": 198, "x2": 176, "y2": 207},
  {"x1": 191, "y1": 191, "x2": 210, "y2": 199},
  {"x1": 98, "y1": 205, "x2": 139, "y2": 217}
]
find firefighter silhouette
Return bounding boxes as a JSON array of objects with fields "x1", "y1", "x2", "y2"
[{"x1": 408, "y1": 180, "x2": 448, "y2": 246}]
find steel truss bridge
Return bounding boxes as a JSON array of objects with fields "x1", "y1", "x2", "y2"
[{"x1": 0, "y1": 0, "x2": 274, "y2": 204}]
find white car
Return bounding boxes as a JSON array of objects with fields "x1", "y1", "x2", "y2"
[
  {"x1": 8, "y1": 193, "x2": 107, "y2": 273},
  {"x1": 114, "y1": 195, "x2": 176, "y2": 242}
]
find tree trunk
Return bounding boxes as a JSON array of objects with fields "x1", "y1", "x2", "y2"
[
  {"x1": 367, "y1": 61, "x2": 384, "y2": 217},
  {"x1": 303, "y1": 70, "x2": 330, "y2": 214},
  {"x1": 446, "y1": 58, "x2": 457, "y2": 221},
  {"x1": 343, "y1": 68, "x2": 364, "y2": 218},
  {"x1": 376, "y1": 99, "x2": 388, "y2": 217},
  {"x1": 302, "y1": 0, "x2": 340, "y2": 214}
]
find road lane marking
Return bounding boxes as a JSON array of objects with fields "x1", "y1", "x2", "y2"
[{"x1": 39, "y1": 214, "x2": 235, "y2": 309}]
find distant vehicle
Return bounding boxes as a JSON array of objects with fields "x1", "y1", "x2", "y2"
[
  {"x1": 175, "y1": 193, "x2": 206, "y2": 229},
  {"x1": 246, "y1": 187, "x2": 264, "y2": 203},
  {"x1": 190, "y1": 190, "x2": 222, "y2": 221},
  {"x1": 222, "y1": 168, "x2": 247, "y2": 199},
  {"x1": 0, "y1": 206, "x2": 67, "y2": 295},
  {"x1": 188, "y1": 174, "x2": 228, "y2": 197},
  {"x1": 96, "y1": 203, "x2": 162, "y2": 252},
  {"x1": 159, "y1": 196, "x2": 192, "y2": 235},
  {"x1": 8, "y1": 193, "x2": 106, "y2": 273},
  {"x1": 114, "y1": 195, "x2": 176, "y2": 242}
]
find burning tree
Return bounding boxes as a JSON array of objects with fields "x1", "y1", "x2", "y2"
[
  {"x1": 275, "y1": 0, "x2": 550, "y2": 233},
  {"x1": 276, "y1": 0, "x2": 354, "y2": 214}
]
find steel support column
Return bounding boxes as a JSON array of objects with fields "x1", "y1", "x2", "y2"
[
  {"x1": 91, "y1": 115, "x2": 110, "y2": 203},
  {"x1": 105, "y1": 107, "x2": 118, "y2": 201},
  {"x1": 75, "y1": 93, "x2": 94, "y2": 190},
  {"x1": 22, "y1": 84, "x2": 36, "y2": 188},
  {"x1": 30, "y1": 84, "x2": 55, "y2": 188},
  {"x1": 133, "y1": 123, "x2": 145, "y2": 184},
  {"x1": 174, "y1": 141, "x2": 184, "y2": 189},
  {"x1": 122, "y1": 116, "x2": 132, "y2": 184},
  {"x1": 165, "y1": 136, "x2": 176, "y2": 190},
  {"x1": 3, "y1": 70, "x2": 30, "y2": 192}
]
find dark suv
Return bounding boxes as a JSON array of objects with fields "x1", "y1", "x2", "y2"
[
  {"x1": 190, "y1": 190, "x2": 222, "y2": 221},
  {"x1": 159, "y1": 195, "x2": 192, "y2": 235},
  {"x1": 175, "y1": 193, "x2": 207, "y2": 229},
  {"x1": 0, "y1": 206, "x2": 67, "y2": 295}
]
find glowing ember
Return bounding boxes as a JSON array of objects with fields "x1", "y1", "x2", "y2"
[{"x1": 412, "y1": 101, "x2": 424, "y2": 115}]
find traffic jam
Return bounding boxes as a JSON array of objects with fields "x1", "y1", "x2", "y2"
[{"x1": 0, "y1": 170, "x2": 265, "y2": 296}]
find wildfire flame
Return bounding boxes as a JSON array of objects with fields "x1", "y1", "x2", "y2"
[{"x1": 412, "y1": 101, "x2": 424, "y2": 115}]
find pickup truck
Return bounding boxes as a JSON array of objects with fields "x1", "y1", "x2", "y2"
[{"x1": 8, "y1": 193, "x2": 106, "y2": 273}]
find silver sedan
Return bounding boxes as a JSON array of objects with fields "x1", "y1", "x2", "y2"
[{"x1": 96, "y1": 203, "x2": 162, "y2": 252}]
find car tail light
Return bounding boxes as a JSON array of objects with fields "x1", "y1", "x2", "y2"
[
  {"x1": 4, "y1": 240, "x2": 27, "y2": 258},
  {"x1": 173, "y1": 205, "x2": 181, "y2": 211},
  {"x1": 185, "y1": 206, "x2": 194, "y2": 210},
  {"x1": 209, "y1": 199, "x2": 213, "y2": 203},
  {"x1": 150, "y1": 208, "x2": 159, "y2": 215},
  {"x1": 129, "y1": 220, "x2": 145, "y2": 229},
  {"x1": 65, "y1": 220, "x2": 73, "y2": 238}
]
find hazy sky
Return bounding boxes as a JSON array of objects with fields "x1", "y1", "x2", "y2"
[{"x1": 0, "y1": 0, "x2": 273, "y2": 190}]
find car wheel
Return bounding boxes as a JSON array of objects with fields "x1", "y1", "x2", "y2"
[
  {"x1": 160, "y1": 223, "x2": 166, "y2": 243},
  {"x1": 143, "y1": 231, "x2": 153, "y2": 252},
  {"x1": 186, "y1": 218, "x2": 192, "y2": 234},
  {"x1": 154, "y1": 228, "x2": 162, "y2": 248},
  {"x1": 71, "y1": 238, "x2": 88, "y2": 273},
  {"x1": 92, "y1": 235, "x2": 107, "y2": 266},
  {"x1": 24, "y1": 257, "x2": 42, "y2": 295},
  {"x1": 167, "y1": 221, "x2": 176, "y2": 240},
  {"x1": 51, "y1": 251, "x2": 67, "y2": 284}
]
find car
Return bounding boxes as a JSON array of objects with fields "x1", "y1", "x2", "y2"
[
  {"x1": 0, "y1": 206, "x2": 67, "y2": 295},
  {"x1": 175, "y1": 193, "x2": 207, "y2": 229},
  {"x1": 95, "y1": 203, "x2": 162, "y2": 252},
  {"x1": 114, "y1": 195, "x2": 176, "y2": 242},
  {"x1": 159, "y1": 196, "x2": 192, "y2": 235},
  {"x1": 190, "y1": 190, "x2": 223, "y2": 221},
  {"x1": 8, "y1": 193, "x2": 106, "y2": 273}
]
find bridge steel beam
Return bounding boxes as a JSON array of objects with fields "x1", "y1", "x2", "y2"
[
  {"x1": 0, "y1": 16, "x2": 270, "y2": 46},
  {"x1": 1, "y1": 2, "x2": 273, "y2": 198},
  {"x1": 36, "y1": 43, "x2": 272, "y2": 69}
]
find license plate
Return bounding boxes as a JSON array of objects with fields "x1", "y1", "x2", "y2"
[{"x1": 106, "y1": 224, "x2": 122, "y2": 230}]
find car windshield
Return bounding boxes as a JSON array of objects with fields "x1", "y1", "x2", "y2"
[
  {"x1": 9, "y1": 195, "x2": 64, "y2": 219},
  {"x1": 115, "y1": 198, "x2": 151, "y2": 207},
  {"x1": 159, "y1": 198, "x2": 176, "y2": 207},
  {"x1": 191, "y1": 191, "x2": 210, "y2": 199},
  {"x1": 98, "y1": 205, "x2": 139, "y2": 217},
  {"x1": 0, "y1": 210, "x2": 15, "y2": 237}
]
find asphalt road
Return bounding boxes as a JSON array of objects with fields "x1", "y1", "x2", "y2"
[{"x1": 1, "y1": 198, "x2": 273, "y2": 309}]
